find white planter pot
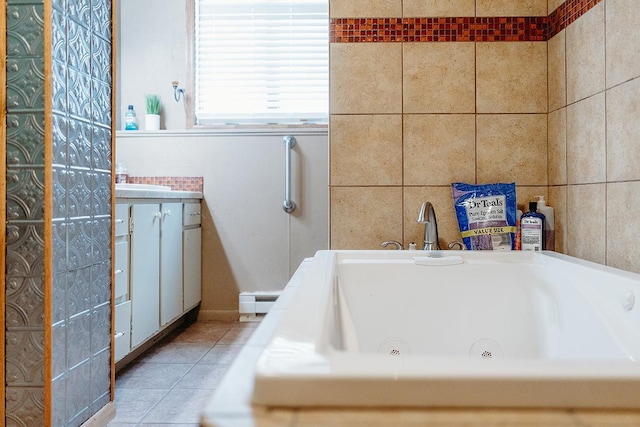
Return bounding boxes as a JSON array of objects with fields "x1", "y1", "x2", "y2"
[{"x1": 145, "y1": 114, "x2": 160, "y2": 131}]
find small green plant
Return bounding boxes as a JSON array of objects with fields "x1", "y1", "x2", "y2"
[{"x1": 145, "y1": 94, "x2": 162, "y2": 115}]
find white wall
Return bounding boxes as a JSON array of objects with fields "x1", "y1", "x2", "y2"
[
  {"x1": 117, "y1": 2, "x2": 329, "y2": 317},
  {"x1": 118, "y1": 0, "x2": 190, "y2": 129}
]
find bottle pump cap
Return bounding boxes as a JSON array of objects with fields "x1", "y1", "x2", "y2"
[{"x1": 535, "y1": 195, "x2": 546, "y2": 206}]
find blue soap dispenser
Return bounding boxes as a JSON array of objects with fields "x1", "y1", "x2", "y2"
[{"x1": 521, "y1": 201, "x2": 545, "y2": 251}]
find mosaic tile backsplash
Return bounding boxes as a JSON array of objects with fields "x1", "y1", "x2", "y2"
[
  {"x1": 128, "y1": 176, "x2": 204, "y2": 192},
  {"x1": 5, "y1": 0, "x2": 113, "y2": 425}
]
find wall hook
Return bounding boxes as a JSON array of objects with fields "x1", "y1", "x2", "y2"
[{"x1": 172, "y1": 80, "x2": 185, "y2": 102}]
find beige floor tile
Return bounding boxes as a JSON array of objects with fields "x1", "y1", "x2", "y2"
[
  {"x1": 217, "y1": 326, "x2": 259, "y2": 345},
  {"x1": 168, "y1": 321, "x2": 233, "y2": 344},
  {"x1": 109, "y1": 388, "x2": 167, "y2": 424},
  {"x1": 115, "y1": 362, "x2": 192, "y2": 389},
  {"x1": 140, "y1": 342, "x2": 214, "y2": 364},
  {"x1": 199, "y1": 344, "x2": 247, "y2": 365},
  {"x1": 141, "y1": 388, "x2": 212, "y2": 424},
  {"x1": 174, "y1": 363, "x2": 229, "y2": 389}
]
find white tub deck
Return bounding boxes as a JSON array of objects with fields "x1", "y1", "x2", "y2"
[{"x1": 252, "y1": 251, "x2": 640, "y2": 409}]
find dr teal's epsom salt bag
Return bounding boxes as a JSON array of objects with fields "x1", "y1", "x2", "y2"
[{"x1": 451, "y1": 182, "x2": 517, "y2": 251}]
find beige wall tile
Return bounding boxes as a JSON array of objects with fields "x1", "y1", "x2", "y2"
[
  {"x1": 404, "y1": 186, "x2": 462, "y2": 250},
  {"x1": 476, "y1": 114, "x2": 547, "y2": 185},
  {"x1": 329, "y1": 0, "x2": 401, "y2": 18},
  {"x1": 566, "y1": 2, "x2": 605, "y2": 104},
  {"x1": 476, "y1": 42, "x2": 547, "y2": 114},
  {"x1": 403, "y1": 0, "x2": 475, "y2": 17},
  {"x1": 404, "y1": 114, "x2": 476, "y2": 186},
  {"x1": 566, "y1": 93, "x2": 606, "y2": 184},
  {"x1": 548, "y1": 31, "x2": 566, "y2": 112},
  {"x1": 330, "y1": 43, "x2": 402, "y2": 114},
  {"x1": 548, "y1": 185, "x2": 566, "y2": 254},
  {"x1": 330, "y1": 115, "x2": 403, "y2": 186},
  {"x1": 548, "y1": 0, "x2": 565, "y2": 13},
  {"x1": 566, "y1": 184, "x2": 606, "y2": 265},
  {"x1": 330, "y1": 187, "x2": 403, "y2": 249},
  {"x1": 606, "y1": 78, "x2": 640, "y2": 182},
  {"x1": 477, "y1": 0, "x2": 547, "y2": 16},
  {"x1": 548, "y1": 107, "x2": 567, "y2": 185},
  {"x1": 403, "y1": 42, "x2": 475, "y2": 114},
  {"x1": 516, "y1": 186, "x2": 548, "y2": 214},
  {"x1": 606, "y1": 181, "x2": 640, "y2": 273},
  {"x1": 606, "y1": 0, "x2": 640, "y2": 88}
]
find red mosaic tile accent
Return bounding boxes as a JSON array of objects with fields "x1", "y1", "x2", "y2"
[
  {"x1": 128, "y1": 176, "x2": 203, "y2": 192},
  {"x1": 330, "y1": 1, "x2": 602, "y2": 43},
  {"x1": 548, "y1": 0, "x2": 603, "y2": 39},
  {"x1": 331, "y1": 17, "x2": 547, "y2": 43}
]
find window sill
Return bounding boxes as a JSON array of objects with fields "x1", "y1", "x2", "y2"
[{"x1": 116, "y1": 124, "x2": 328, "y2": 139}]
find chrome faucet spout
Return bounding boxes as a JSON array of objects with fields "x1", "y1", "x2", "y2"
[{"x1": 417, "y1": 201, "x2": 441, "y2": 250}]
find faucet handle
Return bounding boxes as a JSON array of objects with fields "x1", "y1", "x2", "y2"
[{"x1": 381, "y1": 240, "x2": 403, "y2": 250}]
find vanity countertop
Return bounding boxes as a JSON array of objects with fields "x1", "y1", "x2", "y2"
[{"x1": 115, "y1": 184, "x2": 203, "y2": 200}]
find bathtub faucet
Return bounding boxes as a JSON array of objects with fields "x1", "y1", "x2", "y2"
[{"x1": 417, "y1": 201, "x2": 441, "y2": 250}]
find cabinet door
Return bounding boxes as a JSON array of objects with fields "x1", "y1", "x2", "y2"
[
  {"x1": 130, "y1": 203, "x2": 160, "y2": 348},
  {"x1": 183, "y1": 227, "x2": 202, "y2": 310},
  {"x1": 160, "y1": 202, "x2": 183, "y2": 325}
]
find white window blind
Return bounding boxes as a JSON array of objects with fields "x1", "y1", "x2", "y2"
[{"x1": 195, "y1": 0, "x2": 329, "y2": 125}]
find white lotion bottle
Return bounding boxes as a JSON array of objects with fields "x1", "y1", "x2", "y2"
[{"x1": 535, "y1": 195, "x2": 555, "y2": 251}]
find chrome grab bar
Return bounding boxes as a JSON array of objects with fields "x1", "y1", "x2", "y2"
[{"x1": 282, "y1": 135, "x2": 297, "y2": 213}]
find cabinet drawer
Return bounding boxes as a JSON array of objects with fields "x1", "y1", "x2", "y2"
[
  {"x1": 115, "y1": 204, "x2": 129, "y2": 236},
  {"x1": 114, "y1": 300, "x2": 131, "y2": 362},
  {"x1": 114, "y1": 240, "x2": 129, "y2": 299},
  {"x1": 183, "y1": 203, "x2": 201, "y2": 226}
]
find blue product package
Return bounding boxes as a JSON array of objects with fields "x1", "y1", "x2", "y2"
[{"x1": 451, "y1": 182, "x2": 517, "y2": 251}]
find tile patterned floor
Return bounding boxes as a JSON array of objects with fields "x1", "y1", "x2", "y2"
[{"x1": 108, "y1": 320, "x2": 258, "y2": 426}]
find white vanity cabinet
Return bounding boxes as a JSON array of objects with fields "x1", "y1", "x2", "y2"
[
  {"x1": 114, "y1": 203, "x2": 132, "y2": 362},
  {"x1": 160, "y1": 202, "x2": 184, "y2": 326},
  {"x1": 130, "y1": 203, "x2": 161, "y2": 348},
  {"x1": 183, "y1": 202, "x2": 202, "y2": 311},
  {"x1": 114, "y1": 189, "x2": 202, "y2": 364}
]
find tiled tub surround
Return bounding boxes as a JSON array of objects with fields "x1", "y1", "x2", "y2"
[{"x1": 329, "y1": 0, "x2": 640, "y2": 276}]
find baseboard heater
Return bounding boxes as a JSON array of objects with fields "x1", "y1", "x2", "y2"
[{"x1": 238, "y1": 291, "x2": 281, "y2": 322}]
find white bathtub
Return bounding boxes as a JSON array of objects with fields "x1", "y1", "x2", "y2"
[{"x1": 253, "y1": 250, "x2": 640, "y2": 409}]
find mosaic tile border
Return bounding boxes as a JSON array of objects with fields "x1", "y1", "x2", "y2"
[
  {"x1": 330, "y1": 17, "x2": 546, "y2": 42},
  {"x1": 128, "y1": 176, "x2": 203, "y2": 192},
  {"x1": 548, "y1": 0, "x2": 603, "y2": 38},
  {"x1": 330, "y1": 0, "x2": 602, "y2": 43}
]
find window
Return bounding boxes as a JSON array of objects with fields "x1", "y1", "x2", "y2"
[{"x1": 195, "y1": 0, "x2": 329, "y2": 125}]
